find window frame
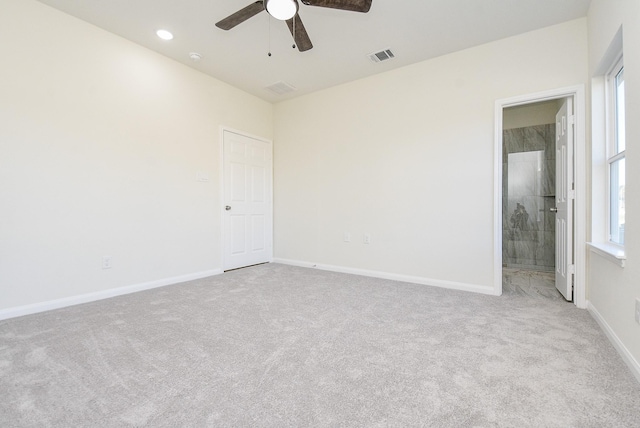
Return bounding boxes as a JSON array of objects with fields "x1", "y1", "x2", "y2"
[{"x1": 605, "y1": 55, "x2": 625, "y2": 246}]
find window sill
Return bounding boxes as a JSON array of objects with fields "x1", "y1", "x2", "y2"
[{"x1": 587, "y1": 242, "x2": 626, "y2": 267}]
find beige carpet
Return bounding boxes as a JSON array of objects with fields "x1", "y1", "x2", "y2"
[{"x1": 1, "y1": 263, "x2": 639, "y2": 426}]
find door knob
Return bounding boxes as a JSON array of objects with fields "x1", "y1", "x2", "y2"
[
  {"x1": 225, "y1": 205, "x2": 231, "y2": 211},
  {"x1": 550, "y1": 207, "x2": 558, "y2": 213}
]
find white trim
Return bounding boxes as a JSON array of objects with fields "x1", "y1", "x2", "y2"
[
  {"x1": 493, "y1": 99, "x2": 504, "y2": 297},
  {"x1": 587, "y1": 242, "x2": 626, "y2": 267},
  {"x1": 605, "y1": 56, "x2": 625, "y2": 247},
  {"x1": 0, "y1": 269, "x2": 222, "y2": 321},
  {"x1": 273, "y1": 258, "x2": 497, "y2": 296},
  {"x1": 494, "y1": 85, "x2": 587, "y2": 309},
  {"x1": 587, "y1": 301, "x2": 640, "y2": 384},
  {"x1": 220, "y1": 126, "x2": 274, "y2": 271}
]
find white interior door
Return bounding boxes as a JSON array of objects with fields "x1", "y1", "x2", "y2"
[
  {"x1": 223, "y1": 130, "x2": 272, "y2": 271},
  {"x1": 554, "y1": 98, "x2": 574, "y2": 300}
]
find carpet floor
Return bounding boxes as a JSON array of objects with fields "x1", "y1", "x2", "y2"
[{"x1": 1, "y1": 263, "x2": 639, "y2": 427}]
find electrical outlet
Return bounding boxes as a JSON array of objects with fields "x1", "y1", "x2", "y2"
[
  {"x1": 343, "y1": 232, "x2": 351, "y2": 242},
  {"x1": 102, "y1": 256, "x2": 112, "y2": 270},
  {"x1": 635, "y1": 299, "x2": 640, "y2": 324},
  {"x1": 363, "y1": 234, "x2": 371, "y2": 244}
]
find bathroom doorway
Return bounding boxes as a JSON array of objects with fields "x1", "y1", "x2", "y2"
[
  {"x1": 502, "y1": 100, "x2": 560, "y2": 299},
  {"x1": 494, "y1": 86, "x2": 587, "y2": 307}
]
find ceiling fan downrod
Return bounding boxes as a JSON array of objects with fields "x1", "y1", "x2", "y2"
[
  {"x1": 268, "y1": 12, "x2": 272, "y2": 56},
  {"x1": 292, "y1": 14, "x2": 296, "y2": 49}
]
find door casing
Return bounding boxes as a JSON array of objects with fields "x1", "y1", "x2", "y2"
[{"x1": 494, "y1": 85, "x2": 586, "y2": 308}]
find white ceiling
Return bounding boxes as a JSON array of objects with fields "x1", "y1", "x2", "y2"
[{"x1": 35, "y1": 0, "x2": 591, "y2": 103}]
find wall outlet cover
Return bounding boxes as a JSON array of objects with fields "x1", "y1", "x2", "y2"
[{"x1": 102, "y1": 256, "x2": 112, "y2": 269}]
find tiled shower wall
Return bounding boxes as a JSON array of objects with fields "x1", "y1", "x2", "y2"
[{"x1": 502, "y1": 124, "x2": 555, "y2": 271}]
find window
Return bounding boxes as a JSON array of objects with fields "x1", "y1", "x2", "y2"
[{"x1": 607, "y1": 57, "x2": 625, "y2": 245}]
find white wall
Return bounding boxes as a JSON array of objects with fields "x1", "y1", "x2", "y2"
[
  {"x1": 587, "y1": 0, "x2": 640, "y2": 371},
  {"x1": 273, "y1": 19, "x2": 588, "y2": 293},
  {"x1": 0, "y1": 0, "x2": 273, "y2": 311}
]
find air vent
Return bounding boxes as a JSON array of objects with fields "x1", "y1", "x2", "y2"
[
  {"x1": 265, "y1": 81, "x2": 297, "y2": 95},
  {"x1": 368, "y1": 48, "x2": 395, "y2": 63}
]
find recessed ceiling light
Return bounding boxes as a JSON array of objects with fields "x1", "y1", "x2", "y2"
[{"x1": 156, "y1": 29, "x2": 174, "y2": 41}]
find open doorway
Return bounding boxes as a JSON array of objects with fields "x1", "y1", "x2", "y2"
[
  {"x1": 502, "y1": 100, "x2": 561, "y2": 299},
  {"x1": 494, "y1": 86, "x2": 586, "y2": 308}
]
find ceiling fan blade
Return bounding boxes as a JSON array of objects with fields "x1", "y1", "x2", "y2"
[
  {"x1": 301, "y1": 0, "x2": 372, "y2": 13},
  {"x1": 215, "y1": 1, "x2": 265, "y2": 30},
  {"x1": 286, "y1": 14, "x2": 313, "y2": 52}
]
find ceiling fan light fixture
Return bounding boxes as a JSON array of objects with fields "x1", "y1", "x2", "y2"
[{"x1": 265, "y1": 0, "x2": 298, "y2": 21}]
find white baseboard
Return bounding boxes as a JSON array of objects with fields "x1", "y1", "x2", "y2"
[
  {"x1": 273, "y1": 258, "x2": 496, "y2": 296},
  {"x1": 0, "y1": 269, "x2": 222, "y2": 321},
  {"x1": 587, "y1": 301, "x2": 640, "y2": 384}
]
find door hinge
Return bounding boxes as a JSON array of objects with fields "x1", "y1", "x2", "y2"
[
  {"x1": 568, "y1": 189, "x2": 576, "y2": 199},
  {"x1": 568, "y1": 264, "x2": 575, "y2": 274},
  {"x1": 569, "y1": 115, "x2": 575, "y2": 126}
]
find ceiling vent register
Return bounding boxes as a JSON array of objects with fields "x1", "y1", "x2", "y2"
[
  {"x1": 368, "y1": 49, "x2": 395, "y2": 63},
  {"x1": 265, "y1": 81, "x2": 297, "y2": 95}
]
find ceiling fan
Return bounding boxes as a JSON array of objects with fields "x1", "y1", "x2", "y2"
[{"x1": 215, "y1": 0, "x2": 373, "y2": 52}]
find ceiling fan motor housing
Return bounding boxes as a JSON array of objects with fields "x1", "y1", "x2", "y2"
[{"x1": 265, "y1": 0, "x2": 299, "y2": 21}]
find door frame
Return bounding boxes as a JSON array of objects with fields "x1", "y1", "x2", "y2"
[
  {"x1": 219, "y1": 126, "x2": 274, "y2": 271},
  {"x1": 494, "y1": 85, "x2": 586, "y2": 308}
]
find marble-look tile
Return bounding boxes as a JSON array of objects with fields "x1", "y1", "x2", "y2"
[
  {"x1": 506, "y1": 201, "x2": 529, "y2": 231},
  {"x1": 512, "y1": 232, "x2": 537, "y2": 259},
  {"x1": 541, "y1": 158, "x2": 555, "y2": 196},
  {"x1": 535, "y1": 231, "x2": 555, "y2": 269},
  {"x1": 503, "y1": 135, "x2": 508, "y2": 163},
  {"x1": 502, "y1": 235, "x2": 509, "y2": 263},
  {"x1": 508, "y1": 228, "x2": 537, "y2": 242},
  {"x1": 542, "y1": 231, "x2": 555, "y2": 267},
  {"x1": 503, "y1": 227, "x2": 555, "y2": 270},
  {"x1": 502, "y1": 268, "x2": 564, "y2": 300},
  {"x1": 522, "y1": 195, "x2": 545, "y2": 229},
  {"x1": 545, "y1": 123, "x2": 556, "y2": 159},
  {"x1": 503, "y1": 234, "x2": 515, "y2": 256},
  {"x1": 502, "y1": 195, "x2": 510, "y2": 227},
  {"x1": 505, "y1": 262, "x2": 544, "y2": 271},
  {"x1": 503, "y1": 128, "x2": 524, "y2": 156},
  {"x1": 523, "y1": 126, "x2": 546, "y2": 151},
  {"x1": 502, "y1": 162, "x2": 508, "y2": 198},
  {"x1": 529, "y1": 269, "x2": 556, "y2": 284},
  {"x1": 543, "y1": 197, "x2": 556, "y2": 231},
  {"x1": 506, "y1": 198, "x2": 543, "y2": 231}
]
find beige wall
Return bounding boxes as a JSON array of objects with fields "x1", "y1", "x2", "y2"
[
  {"x1": 0, "y1": 0, "x2": 273, "y2": 310},
  {"x1": 273, "y1": 19, "x2": 588, "y2": 293},
  {"x1": 503, "y1": 100, "x2": 561, "y2": 130},
  {"x1": 587, "y1": 0, "x2": 640, "y2": 370}
]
